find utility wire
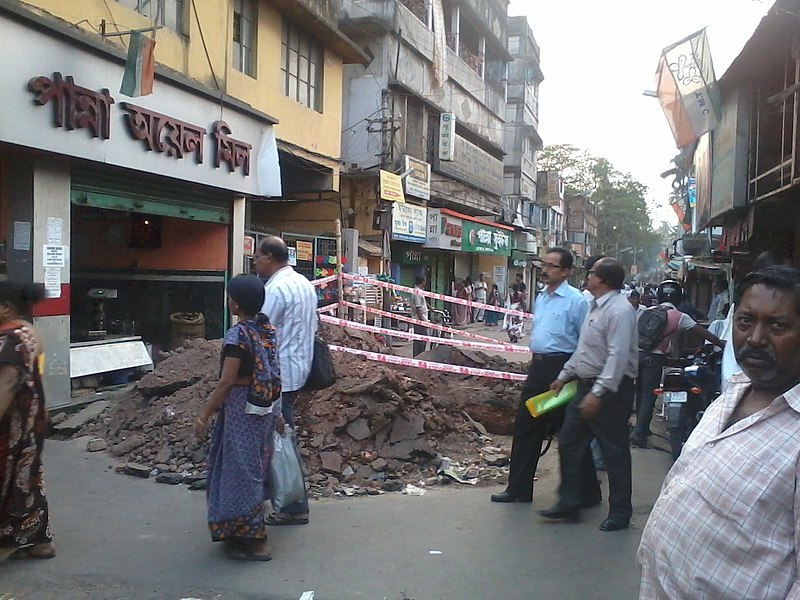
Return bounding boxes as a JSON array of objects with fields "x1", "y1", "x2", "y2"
[{"x1": 190, "y1": 0, "x2": 220, "y2": 90}]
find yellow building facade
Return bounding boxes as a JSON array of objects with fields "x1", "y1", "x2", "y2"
[{"x1": 20, "y1": 0, "x2": 365, "y2": 190}]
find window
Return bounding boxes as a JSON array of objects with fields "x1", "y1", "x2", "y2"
[
  {"x1": 116, "y1": 0, "x2": 186, "y2": 34},
  {"x1": 508, "y1": 35, "x2": 520, "y2": 55},
  {"x1": 233, "y1": 0, "x2": 257, "y2": 77},
  {"x1": 281, "y1": 20, "x2": 323, "y2": 111}
]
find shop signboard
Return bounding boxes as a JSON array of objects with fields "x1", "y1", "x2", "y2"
[
  {"x1": 439, "y1": 113, "x2": 455, "y2": 161},
  {"x1": 433, "y1": 134, "x2": 504, "y2": 196},
  {"x1": 461, "y1": 221, "x2": 511, "y2": 256},
  {"x1": 296, "y1": 240, "x2": 313, "y2": 261},
  {"x1": 423, "y1": 208, "x2": 462, "y2": 250},
  {"x1": 391, "y1": 202, "x2": 427, "y2": 243},
  {"x1": 380, "y1": 170, "x2": 406, "y2": 202},
  {"x1": 2, "y1": 18, "x2": 281, "y2": 197},
  {"x1": 243, "y1": 236, "x2": 255, "y2": 256},
  {"x1": 709, "y1": 88, "x2": 748, "y2": 225},
  {"x1": 404, "y1": 155, "x2": 431, "y2": 200}
]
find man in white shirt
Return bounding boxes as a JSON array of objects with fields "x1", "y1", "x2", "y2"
[
  {"x1": 411, "y1": 276, "x2": 429, "y2": 357},
  {"x1": 254, "y1": 236, "x2": 318, "y2": 526},
  {"x1": 472, "y1": 273, "x2": 488, "y2": 322}
]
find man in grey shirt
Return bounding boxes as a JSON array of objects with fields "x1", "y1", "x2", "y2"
[
  {"x1": 541, "y1": 258, "x2": 638, "y2": 532},
  {"x1": 411, "y1": 276, "x2": 429, "y2": 357}
]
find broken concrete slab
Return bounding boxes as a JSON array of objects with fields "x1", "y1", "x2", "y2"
[
  {"x1": 53, "y1": 401, "x2": 109, "y2": 435},
  {"x1": 389, "y1": 414, "x2": 425, "y2": 444},
  {"x1": 123, "y1": 462, "x2": 151, "y2": 478},
  {"x1": 346, "y1": 418, "x2": 371, "y2": 441},
  {"x1": 319, "y1": 451, "x2": 342, "y2": 474},
  {"x1": 111, "y1": 434, "x2": 147, "y2": 457},
  {"x1": 86, "y1": 438, "x2": 108, "y2": 452},
  {"x1": 155, "y1": 473, "x2": 183, "y2": 485}
]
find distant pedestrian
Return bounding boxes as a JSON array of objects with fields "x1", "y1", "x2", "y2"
[
  {"x1": 195, "y1": 274, "x2": 281, "y2": 561},
  {"x1": 484, "y1": 284, "x2": 501, "y2": 327},
  {"x1": 472, "y1": 273, "x2": 488, "y2": 322},
  {"x1": 515, "y1": 273, "x2": 528, "y2": 311},
  {"x1": 411, "y1": 276, "x2": 430, "y2": 357},
  {"x1": 254, "y1": 236, "x2": 317, "y2": 526},
  {"x1": 541, "y1": 258, "x2": 638, "y2": 531},
  {"x1": 452, "y1": 281, "x2": 469, "y2": 326},
  {"x1": 707, "y1": 280, "x2": 729, "y2": 322},
  {"x1": 0, "y1": 282, "x2": 55, "y2": 560},
  {"x1": 463, "y1": 277, "x2": 474, "y2": 322},
  {"x1": 628, "y1": 290, "x2": 646, "y2": 320},
  {"x1": 640, "y1": 285, "x2": 655, "y2": 308},
  {"x1": 491, "y1": 248, "x2": 587, "y2": 504}
]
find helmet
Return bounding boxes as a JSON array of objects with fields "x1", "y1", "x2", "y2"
[{"x1": 656, "y1": 280, "x2": 683, "y2": 305}]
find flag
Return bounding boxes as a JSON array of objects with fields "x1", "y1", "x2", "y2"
[
  {"x1": 655, "y1": 28, "x2": 719, "y2": 148},
  {"x1": 121, "y1": 31, "x2": 156, "y2": 97}
]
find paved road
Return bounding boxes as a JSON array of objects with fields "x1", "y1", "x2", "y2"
[{"x1": 1, "y1": 438, "x2": 671, "y2": 600}]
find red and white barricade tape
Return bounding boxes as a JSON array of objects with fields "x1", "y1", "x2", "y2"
[
  {"x1": 328, "y1": 345, "x2": 527, "y2": 381},
  {"x1": 320, "y1": 314, "x2": 529, "y2": 354},
  {"x1": 341, "y1": 272, "x2": 532, "y2": 319},
  {"x1": 311, "y1": 274, "x2": 339, "y2": 287},
  {"x1": 340, "y1": 300, "x2": 499, "y2": 343}
]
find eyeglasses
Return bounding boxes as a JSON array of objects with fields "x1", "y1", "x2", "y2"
[{"x1": 541, "y1": 262, "x2": 565, "y2": 270}]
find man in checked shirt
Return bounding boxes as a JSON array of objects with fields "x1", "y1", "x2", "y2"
[{"x1": 638, "y1": 266, "x2": 800, "y2": 599}]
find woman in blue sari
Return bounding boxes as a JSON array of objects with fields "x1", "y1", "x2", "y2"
[{"x1": 195, "y1": 274, "x2": 281, "y2": 561}]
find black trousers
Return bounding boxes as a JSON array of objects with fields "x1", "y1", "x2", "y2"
[
  {"x1": 632, "y1": 352, "x2": 667, "y2": 440},
  {"x1": 557, "y1": 376, "x2": 635, "y2": 521},
  {"x1": 413, "y1": 324, "x2": 428, "y2": 357},
  {"x1": 506, "y1": 354, "x2": 570, "y2": 498}
]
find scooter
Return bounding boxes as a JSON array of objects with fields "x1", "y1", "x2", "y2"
[{"x1": 655, "y1": 346, "x2": 721, "y2": 460}]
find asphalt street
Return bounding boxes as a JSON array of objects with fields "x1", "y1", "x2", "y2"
[{"x1": 0, "y1": 436, "x2": 672, "y2": 600}]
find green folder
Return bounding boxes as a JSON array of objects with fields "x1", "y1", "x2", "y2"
[{"x1": 525, "y1": 380, "x2": 578, "y2": 418}]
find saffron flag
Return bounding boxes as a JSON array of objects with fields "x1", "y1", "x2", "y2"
[
  {"x1": 121, "y1": 31, "x2": 156, "y2": 97},
  {"x1": 655, "y1": 29, "x2": 719, "y2": 148}
]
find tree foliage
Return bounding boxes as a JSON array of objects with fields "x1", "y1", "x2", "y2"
[{"x1": 539, "y1": 144, "x2": 661, "y2": 273}]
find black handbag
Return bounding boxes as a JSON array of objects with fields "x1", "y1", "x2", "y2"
[{"x1": 303, "y1": 333, "x2": 336, "y2": 391}]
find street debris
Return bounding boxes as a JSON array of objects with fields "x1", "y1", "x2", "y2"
[{"x1": 67, "y1": 325, "x2": 526, "y2": 497}]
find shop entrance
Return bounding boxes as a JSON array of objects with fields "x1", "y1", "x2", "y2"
[{"x1": 70, "y1": 179, "x2": 231, "y2": 355}]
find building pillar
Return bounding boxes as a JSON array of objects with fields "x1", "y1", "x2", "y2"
[
  {"x1": 4, "y1": 158, "x2": 71, "y2": 407},
  {"x1": 231, "y1": 196, "x2": 246, "y2": 276}
]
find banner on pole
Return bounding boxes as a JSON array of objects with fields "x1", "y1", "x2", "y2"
[{"x1": 655, "y1": 28, "x2": 719, "y2": 148}]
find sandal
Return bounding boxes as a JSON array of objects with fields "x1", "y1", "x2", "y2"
[
  {"x1": 224, "y1": 540, "x2": 272, "y2": 562},
  {"x1": 265, "y1": 512, "x2": 309, "y2": 526},
  {"x1": 9, "y1": 542, "x2": 56, "y2": 560}
]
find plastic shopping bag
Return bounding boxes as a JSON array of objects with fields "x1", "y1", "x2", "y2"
[{"x1": 270, "y1": 428, "x2": 306, "y2": 509}]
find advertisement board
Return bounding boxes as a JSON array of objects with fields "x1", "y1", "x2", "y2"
[
  {"x1": 404, "y1": 155, "x2": 431, "y2": 200},
  {"x1": 423, "y1": 208, "x2": 463, "y2": 250},
  {"x1": 380, "y1": 170, "x2": 405, "y2": 202},
  {"x1": 391, "y1": 202, "x2": 427, "y2": 243},
  {"x1": 461, "y1": 221, "x2": 511, "y2": 256},
  {"x1": 439, "y1": 113, "x2": 455, "y2": 161}
]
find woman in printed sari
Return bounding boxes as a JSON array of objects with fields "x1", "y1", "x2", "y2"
[
  {"x1": 453, "y1": 281, "x2": 470, "y2": 326},
  {"x1": 195, "y1": 274, "x2": 282, "y2": 561},
  {"x1": 0, "y1": 282, "x2": 54, "y2": 560}
]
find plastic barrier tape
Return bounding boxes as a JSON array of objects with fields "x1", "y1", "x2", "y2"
[
  {"x1": 340, "y1": 300, "x2": 499, "y2": 343},
  {"x1": 341, "y1": 273, "x2": 533, "y2": 319},
  {"x1": 319, "y1": 314, "x2": 529, "y2": 353},
  {"x1": 328, "y1": 345, "x2": 527, "y2": 381}
]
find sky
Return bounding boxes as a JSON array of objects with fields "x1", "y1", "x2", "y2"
[{"x1": 508, "y1": 0, "x2": 772, "y2": 227}]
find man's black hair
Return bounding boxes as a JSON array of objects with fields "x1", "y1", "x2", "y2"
[
  {"x1": 415, "y1": 275, "x2": 426, "y2": 286},
  {"x1": 259, "y1": 236, "x2": 289, "y2": 263},
  {"x1": 546, "y1": 247, "x2": 574, "y2": 269},
  {"x1": 584, "y1": 254, "x2": 606, "y2": 272},
  {"x1": 733, "y1": 266, "x2": 800, "y2": 314},
  {"x1": 594, "y1": 258, "x2": 625, "y2": 290}
]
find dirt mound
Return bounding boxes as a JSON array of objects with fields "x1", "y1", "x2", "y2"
[{"x1": 72, "y1": 328, "x2": 525, "y2": 495}]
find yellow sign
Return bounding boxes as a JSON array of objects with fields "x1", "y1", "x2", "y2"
[
  {"x1": 296, "y1": 240, "x2": 313, "y2": 262},
  {"x1": 379, "y1": 170, "x2": 405, "y2": 202}
]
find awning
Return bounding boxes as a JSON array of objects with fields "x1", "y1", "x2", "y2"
[
  {"x1": 358, "y1": 240, "x2": 383, "y2": 257},
  {"x1": 440, "y1": 208, "x2": 515, "y2": 231}
]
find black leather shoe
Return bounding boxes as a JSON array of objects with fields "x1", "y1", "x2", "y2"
[
  {"x1": 491, "y1": 490, "x2": 533, "y2": 503},
  {"x1": 539, "y1": 506, "x2": 579, "y2": 523},
  {"x1": 599, "y1": 517, "x2": 630, "y2": 532},
  {"x1": 630, "y1": 436, "x2": 648, "y2": 449}
]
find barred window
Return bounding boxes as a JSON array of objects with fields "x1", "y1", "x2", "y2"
[
  {"x1": 116, "y1": 0, "x2": 187, "y2": 35},
  {"x1": 233, "y1": 0, "x2": 257, "y2": 77},
  {"x1": 281, "y1": 20, "x2": 323, "y2": 112}
]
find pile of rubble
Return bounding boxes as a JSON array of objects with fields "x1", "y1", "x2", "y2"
[{"x1": 69, "y1": 325, "x2": 527, "y2": 496}]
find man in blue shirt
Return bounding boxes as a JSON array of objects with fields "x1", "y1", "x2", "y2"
[{"x1": 491, "y1": 247, "x2": 589, "y2": 503}]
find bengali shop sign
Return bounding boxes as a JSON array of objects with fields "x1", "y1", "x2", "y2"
[{"x1": 461, "y1": 221, "x2": 511, "y2": 256}]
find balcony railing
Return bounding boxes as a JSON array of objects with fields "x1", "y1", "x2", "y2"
[
  {"x1": 459, "y1": 42, "x2": 483, "y2": 75},
  {"x1": 400, "y1": 0, "x2": 429, "y2": 26}
]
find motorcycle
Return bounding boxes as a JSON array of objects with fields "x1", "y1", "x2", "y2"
[
  {"x1": 428, "y1": 308, "x2": 453, "y2": 347},
  {"x1": 655, "y1": 346, "x2": 721, "y2": 460}
]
